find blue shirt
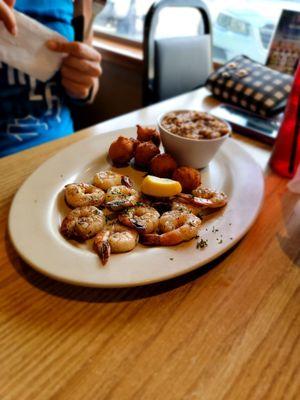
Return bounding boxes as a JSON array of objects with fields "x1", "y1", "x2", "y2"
[{"x1": 0, "y1": 0, "x2": 75, "y2": 157}]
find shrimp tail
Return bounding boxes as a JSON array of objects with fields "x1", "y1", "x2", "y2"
[
  {"x1": 140, "y1": 233, "x2": 161, "y2": 246},
  {"x1": 176, "y1": 193, "x2": 193, "y2": 203},
  {"x1": 176, "y1": 193, "x2": 205, "y2": 207},
  {"x1": 94, "y1": 240, "x2": 111, "y2": 266},
  {"x1": 131, "y1": 218, "x2": 146, "y2": 233},
  {"x1": 121, "y1": 175, "x2": 133, "y2": 188},
  {"x1": 141, "y1": 230, "x2": 192, "y2": 247}
]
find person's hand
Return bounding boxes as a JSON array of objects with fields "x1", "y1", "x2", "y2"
[
  {"x1": 47, "y1": 40, "x2": 102, "y2": 100},
  {"x1": 0, "y1": 0, "x2": 17, "y2": 35}
]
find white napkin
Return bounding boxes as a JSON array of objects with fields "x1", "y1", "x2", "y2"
[
  {"x1": 288, "y1": 164, "x2": 300, "y2": 194},
  {"x1": 0, "y1": 10, "x2": 65, "y2": 82}
]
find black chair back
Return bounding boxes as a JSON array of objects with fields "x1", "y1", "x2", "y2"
[{"x1": 143, "y1": 0, "x2": 212, "y2": 106}]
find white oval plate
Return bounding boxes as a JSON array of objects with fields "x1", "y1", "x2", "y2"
[{"x1": 8, "y1": 127, "x2": 264, "y2": 288}]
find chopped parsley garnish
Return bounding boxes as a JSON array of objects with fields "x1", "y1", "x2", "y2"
[{"x1": 197, "y1": 239, "x2": 208, "y2": 249}]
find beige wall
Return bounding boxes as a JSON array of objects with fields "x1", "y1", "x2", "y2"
[{"x1": 71, "y1": 57, "x2": 143, "y2": 131}]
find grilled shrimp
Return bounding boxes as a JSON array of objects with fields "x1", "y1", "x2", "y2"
[
  {"x1": 61, "y1": 206, "x2": 105, "y2": 241},
  {"x1": 93, "y1": 170, "x2": 132, "y2": 191},
  {"x1": 94, "y1": 223, "x2": 139, "y2": 265},
  {"x1": 171, "y1": 200, "x2": 202, "y2": 216},
  {"x1": 177, "y1": 186, "x2": 228, "y2": 209},
  {"x1": 192, "y1": 187, "x2": 228, "y2": 208},
  {"x1": 140, "y1": 210, "x2": 201, "y2": 246},
  {"x1": 118, "y1": 205, "x2": 160, "y2": 233},
  {"x1": 105, "y1": 185, "x2": 139, "y2": 211},
  {"x1": 64, "y1": 183, "x2": 105, "y2": 208}
]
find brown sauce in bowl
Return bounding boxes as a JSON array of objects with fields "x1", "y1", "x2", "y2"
[{"x1": 161, "y1": 111, "x2": 230, "y2": 140}]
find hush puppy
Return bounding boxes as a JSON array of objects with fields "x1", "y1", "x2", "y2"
[
  {"x1": 136, "y1": 125, "x2": 161, "y2": 146},
  {"x1": 134, "y1": 141, "x2": 160, "y2": 169},
  {"x1": 108, "y1": 136, "x2": 136, "y2": 166},
  {"x1": 172, "y1": 166, "x2": 201, "y2": 193},
  {"x1": 150, "y1": 153, "x2": 178, "y2": 178}
]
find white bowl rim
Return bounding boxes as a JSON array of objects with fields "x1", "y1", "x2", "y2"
[{"x1": 157, "y1": 109, "x2": 232, "y2": 143}]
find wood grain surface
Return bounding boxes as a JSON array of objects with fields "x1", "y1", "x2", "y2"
[{"x1": 0, "y1": 89, "x2": 299, "y2": 400}]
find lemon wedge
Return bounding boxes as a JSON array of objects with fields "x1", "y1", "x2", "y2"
[{"x1": 141, "y1": 175, "x2": 182, "y2": 197}]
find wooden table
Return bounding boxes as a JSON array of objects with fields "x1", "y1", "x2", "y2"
[{"x1": 1, "y1": 89, "x2": 299, "y2": 400}]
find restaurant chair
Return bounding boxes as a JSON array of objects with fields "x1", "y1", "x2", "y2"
[{"x1": 143, "y1": 0, "x2": 212, "y2": 106}]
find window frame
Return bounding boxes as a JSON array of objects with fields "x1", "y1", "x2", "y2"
[{"x1": 93, "y1": 27, "x2": 143, "y2": 50}]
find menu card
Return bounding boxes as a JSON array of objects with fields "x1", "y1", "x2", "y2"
[{"x1": 266, "y1": 9, "x2": 300, "y2": 76}]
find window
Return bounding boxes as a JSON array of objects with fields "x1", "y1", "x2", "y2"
[{"x1": 93, "y1": 0, "x2": 300, "y2": 64}]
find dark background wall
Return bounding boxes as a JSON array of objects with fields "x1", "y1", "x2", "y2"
[{"x1": 71, "y1": 57, "x2": 143, "y2": 131}]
